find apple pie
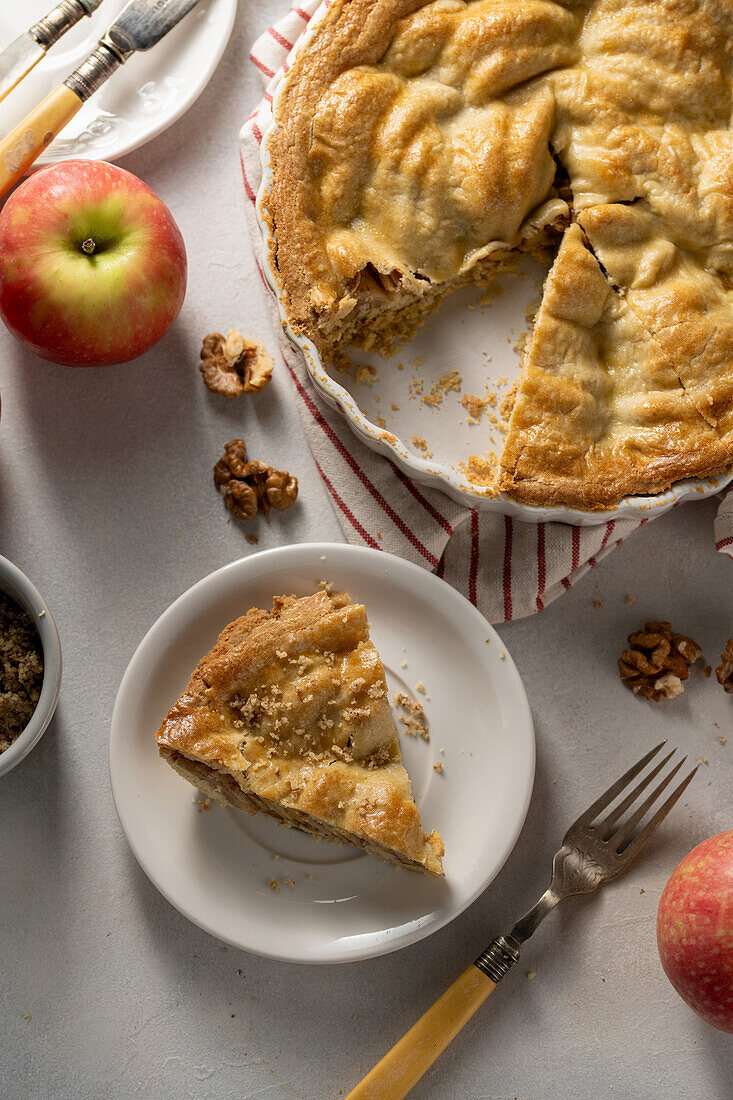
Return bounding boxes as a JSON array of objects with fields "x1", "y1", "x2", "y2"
[
  {"x1": 156, "y1": 589, "x2": 444, "y2": 875},
  {"x1": 262, "y1": 0, "x2": 733, "y2": 508}
]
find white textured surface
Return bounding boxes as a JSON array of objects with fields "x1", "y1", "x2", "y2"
[{"x1": 1, "y1": 3, "x2": 732, "y2": 1096}]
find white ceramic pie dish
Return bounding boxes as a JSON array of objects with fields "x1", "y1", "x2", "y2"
[
  {"x1": 252, "y1": 1, "x2": 733, "y2": 527},
  {"x1": 109, "y1": 543, "x2": 535, "y2": 964}
]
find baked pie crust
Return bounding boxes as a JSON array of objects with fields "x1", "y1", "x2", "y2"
[
  {"x1": 156, "y1": 589, "x2": 444, "y2": 875},
  {"x1": 263, "y1": 0, "x2": 733, "y2": 508}
]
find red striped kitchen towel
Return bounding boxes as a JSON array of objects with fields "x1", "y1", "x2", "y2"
[{"x1": 238, "y1": 0, "x2": 733, "y2": 623}]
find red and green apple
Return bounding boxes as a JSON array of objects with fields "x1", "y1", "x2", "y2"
[
  {"x1": 657, "y1": 829, "x2": 733, "y2": 1033},
  {"x1": 0, "y1": 159, "x2": 187, "y2": 366}
]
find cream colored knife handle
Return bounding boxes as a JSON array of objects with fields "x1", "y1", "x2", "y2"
[
  {"x1": 0, "y1": 84, "x2": 82, "y2": 196},
  {"x1": 344, "y1": 965, "x2": 497, "y2": 1100}
]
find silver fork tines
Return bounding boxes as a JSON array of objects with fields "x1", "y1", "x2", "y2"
[
  {"x1": 475, "y1": 742, "x2": 698, "y2": 979},
  {"x1": 567, "y1": 741, "x2": 697, "y2": 868}
]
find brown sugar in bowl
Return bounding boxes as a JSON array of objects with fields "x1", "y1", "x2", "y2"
[{"x1": 0, "y1": 555, "x2": 61, "y2": 779}]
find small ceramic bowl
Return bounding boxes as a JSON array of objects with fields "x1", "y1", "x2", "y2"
[{"x1": 0, "y1": 555, "x2": 62, "y2": 779}]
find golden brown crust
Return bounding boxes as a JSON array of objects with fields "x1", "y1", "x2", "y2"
[
  {"x1": 497, "y1": 225, "x2": 732, "y2": 507},
  {"x1": 156, "y1": 590, "x2": 444, "y2": 875},
  {"x1": 577, "y1": 203, "x2": 733, "y2": 450},
  {"x1": 266, "y1": 0, "x2": 574, "y2": 353},
  {"x1": 263, "y1": 0, "x2": 733, "y2": 509}
]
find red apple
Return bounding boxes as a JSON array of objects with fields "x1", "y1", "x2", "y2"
[
  {"x1": 0, "y1": 160, "x2": 186, "y2": 366},
  {"x1": 657, "y1": 830, "x2": 733, "y2": 1033}
]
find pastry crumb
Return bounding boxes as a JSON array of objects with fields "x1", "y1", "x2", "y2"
[
  {"x1": 433, "y1": 760, "x2": 443, "y2": 773},
  {"x1": 245, "y1": 534, "x2": 259, "y2": 545},
  {"x1": 461, "y1": 393, "x2": 488, "y2": 421},
  {"x1": 415, "y1": 681, "x2": 426, "y2": 694},
  {"x1": 269, "y1": 879, "x2": 280, "y2": 891},
  {"x1": 196, "y1": 800, "x2": 210, "y2": 812},
  {"x1": 393, "y1": 692, "x2": 429, "y2": 740},
  {"x1": 411, "y1": 435, "x2": 433, "y2": 458},
  {"x1": 355, "y1": 363, "x2": 378, "y2": 386},
  {"x1": 283, "y1": 877, "x2": 296, "y2": 888},
  {"x1": 593, "y1": 601, "x2": 602, "y2": 610},
  {"x1": 625, "y1": 595, "x2": 636, "y2": 605},
  {"x1": 526, "y1": 971, "x2": 536, "y2": 980}
]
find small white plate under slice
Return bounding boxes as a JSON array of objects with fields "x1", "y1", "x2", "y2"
[
  {"x1": 0, "y1": 0, "x2": 236, "y2": 166},
  {"x1": 110, "y1": 544, "x2": 535, "y2": 964}
]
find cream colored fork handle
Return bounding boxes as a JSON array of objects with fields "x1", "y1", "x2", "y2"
[
  {"x1": 344, "y1": 965, "x2": 496, "y2": 1100},
  {"x1": 0, "y1": 83, "x2": 82, "y2": 197}
]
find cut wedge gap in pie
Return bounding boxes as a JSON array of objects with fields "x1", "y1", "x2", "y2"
[
  {"x1": 262, "y1": 0, "x2": 733, "y2": 509},
  {"x1": 156, "y1": 589, "x2": 444, "y2": 875}
]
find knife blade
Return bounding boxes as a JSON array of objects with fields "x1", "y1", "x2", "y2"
[
  {"x1": 0, "y1": 34, "x2": 45, "y2": 106},
  {"x1": 102, "y1": 0, "x2": 206, "y2": 57},
  {"x1": 0, "y1": 2, "x2": 104, "y2": 106},
  {"x1": 0, "y1": 0, "x2": 205, "y2": 197}
]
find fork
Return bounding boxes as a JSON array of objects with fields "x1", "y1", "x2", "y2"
[{"x1": 345, "y1": 741, "x2": 697, "y2": 1100}]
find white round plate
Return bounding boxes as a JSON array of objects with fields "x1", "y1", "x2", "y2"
[
  {"x1": 110, "y1": 544, "x2": 535, "y2": 964},
  {"x1": 0, "y1": 0, "x2": 236, "y2": 165},
  {"x1": 253, "y1": 0, "x2": 733, "y2": 525}
]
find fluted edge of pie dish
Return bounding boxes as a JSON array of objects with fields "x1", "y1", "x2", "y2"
[{"x1": 251, "y1": 3, "x2": 733, "y2": 528}]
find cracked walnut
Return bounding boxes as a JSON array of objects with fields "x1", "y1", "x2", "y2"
[
  {"x1": 200, "y1": 330, "x2": 273, "y2": 397},
  {"x1": 214, "y1": 439, "x2": 298, "y2": 520},
  {"x1": 618, "y1": 622, "x2": 702, "y2": 701},
  {"x1": 716, "y1": 639, "x2": 733, "y2": 695}
]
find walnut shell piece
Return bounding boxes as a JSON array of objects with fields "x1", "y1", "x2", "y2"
[
  {"x1": 214, "y1": 439, "x2": 298, "y2": 520},
  {"x1": 715, "y1": 639, "x2": 733, "y2": 694},
  {"x1": 618, "y1": 621, "x2": 702, "y2": 701},
  {"x1": 199, "y1": 330, "x2": 274, "y2": 397}
]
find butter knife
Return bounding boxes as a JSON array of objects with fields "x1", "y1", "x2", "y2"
[
  {"x1": 0, "y1": 0, "x2": 205, "y2": 197},
  {"x1": 0, "y1": 1, "x2": 103, "y2": 105}
]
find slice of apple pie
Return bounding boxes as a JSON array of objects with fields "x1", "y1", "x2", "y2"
[{"x1": 156, "y1": 589, "x2": 444, "y2": 875}]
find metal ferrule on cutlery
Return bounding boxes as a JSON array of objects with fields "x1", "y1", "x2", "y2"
[
  {"x1": 30, "y1": 0, "x2": 102, "y2": 51},
  {"x1": 64, "y1": 30, "x2": 133, "y2": 102}
]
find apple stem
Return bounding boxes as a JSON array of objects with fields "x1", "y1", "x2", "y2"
[{"x1": 81, "y1": 237, "x2": 96, "y2": 255}]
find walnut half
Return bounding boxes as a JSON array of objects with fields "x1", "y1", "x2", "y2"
[
  {"x1": 618, "y1": 621, "x2": 702, "y2": 701},
  {"x1": 716, "y1": 638, "x2": 733, "y2": 694},
  {"x1": 214, "y1": 439, "x2": 298, "y2": 520},
  {"x1": 200, "y1": 330, "x2": 274, "y2": 397}
]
